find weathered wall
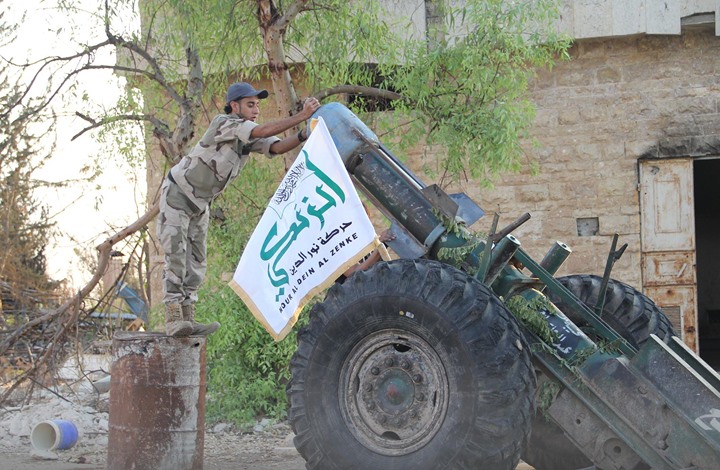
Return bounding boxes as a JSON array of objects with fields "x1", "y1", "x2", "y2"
[{"x1": 436, "y1": 23, "x2": 720, "y2": 290}]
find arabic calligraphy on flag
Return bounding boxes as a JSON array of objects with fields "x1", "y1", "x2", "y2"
[{"x1": 229, "y1": 117, "x2": 378, "y2": 341}]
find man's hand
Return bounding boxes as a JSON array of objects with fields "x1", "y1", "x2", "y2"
[
  {"x1": 251, "y1": 97, "x2": 322, "y2": 142},
  {"x1": 301, "y1": 97, "x2": 321, "y2": 118}
]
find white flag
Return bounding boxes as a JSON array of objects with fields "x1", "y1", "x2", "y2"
[{"x1": 229, "y1": 118, "x2": 377, "y2": 341}]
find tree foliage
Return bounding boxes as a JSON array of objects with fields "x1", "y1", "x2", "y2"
[
  {"x1": 0, "y1": 3, "x2": 76, "y2": 401},
  {"x1": 0, "y1": 7, "x2": 58, "y2": 296},
  {"x1": 134, "y1": 0, "x2": 569, "y2": 177},
  {"x1": 9, "y1": 0, "x2": 570, "y2": 178},
  {"x1": 2, "y1": 0, "x2": 570, "y2": 420},
  {"x1": 200, "y1": 157, "x2": 304, "y2": 423}
]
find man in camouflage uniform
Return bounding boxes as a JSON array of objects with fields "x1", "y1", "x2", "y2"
[{"x1": 158, "y1": 82, "x2": 321, "y2": 336}]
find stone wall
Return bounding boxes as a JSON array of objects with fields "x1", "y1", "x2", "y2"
[{"x1": 440, "y1": 24, "x2": 720, "y2": 289}]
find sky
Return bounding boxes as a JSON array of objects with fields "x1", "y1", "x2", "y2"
[{"x1": 2, "y1": 0, "x2": 145, "y2": 287}]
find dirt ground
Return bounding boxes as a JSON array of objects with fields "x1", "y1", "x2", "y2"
[
  {"x1": 0, "y1": 354, "x2": 534, "y2": 470},
  {"x1": 1, "y1": 434, "x2": 534, "y2": 470},
  {"x1": 0, "y1": 383, "x2": 307, "y2": 470},
  {"x1": 0, "y1": 422, "x2": 535, "y2": 470},
  {"x1": 0, "y1": 401, "x2": 535, "y2": 470},
  {"x1": 0, "y1": 422, "x2": 308, "y2": 470}
]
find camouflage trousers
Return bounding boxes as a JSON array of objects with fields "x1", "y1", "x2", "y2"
[{"x1": 157, "y1": 177, "x2": 209, "y2": 306}]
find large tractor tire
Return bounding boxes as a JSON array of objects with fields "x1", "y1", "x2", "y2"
[
  {"x1": 522, "y1": 274, "x2": 676, "y2": 470},
  {"x1": 546, "y1": 274, "x2": 676, "y2": 347},
  {"x1": 288, "y1": 259, "x2": 535, "y2": 470}
]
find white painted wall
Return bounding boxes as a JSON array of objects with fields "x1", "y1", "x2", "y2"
[{"x1": 559, "y1": 0, "x2": 719, "y2": 38}]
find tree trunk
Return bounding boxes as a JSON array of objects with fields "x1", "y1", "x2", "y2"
[{"x1": 257, "y1": 0, "x2": 306, "y2": 169}]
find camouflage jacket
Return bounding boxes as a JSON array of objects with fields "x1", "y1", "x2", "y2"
[{"x1": 169, "y1": 113, "x2": 280, "y2": 210}]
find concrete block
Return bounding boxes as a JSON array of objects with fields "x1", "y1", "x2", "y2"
[
  {"x1": 517, "y1": 184, "x2": 550, "y2": 203},
  {"x1": 574, "y1": 0, "x2": 613, "y2": 38},
  {"x1": 612, "y1": 0, "x2": 645, "y2": 36},
  {"x1": 647, "y1": 0, "x2": 681, "y2": 35}
]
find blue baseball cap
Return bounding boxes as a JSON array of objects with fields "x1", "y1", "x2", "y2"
[{"x1": 226, "y1": 82, "x2": 269, "y2": 103}]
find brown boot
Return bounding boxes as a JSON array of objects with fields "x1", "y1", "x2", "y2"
[
  {"x1": 165, "y1": 303, "x2": 193, "y2": 337},
  {"x1": 182, "y1": 304, "x2": 220, "y2": 336}
]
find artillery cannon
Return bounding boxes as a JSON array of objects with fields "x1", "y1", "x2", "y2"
[{"x1": 287, "y1": 103, "x2": 720, "y2": 469}]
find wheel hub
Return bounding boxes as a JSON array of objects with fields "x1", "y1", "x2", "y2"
[
  {"x1": 340, "y1": 329, "x2": 449, "y2": 456},
  {"x1": 376, "y1": 369, "x2": 414, "y2": 411}
]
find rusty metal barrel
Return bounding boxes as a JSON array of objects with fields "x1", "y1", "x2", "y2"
[{"x1": 107, "y1": 331, "x2": 207, "y2": 470}]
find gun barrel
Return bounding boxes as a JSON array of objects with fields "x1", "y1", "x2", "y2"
[{"x1": 314, "y1": 103, "x2": 445, "y2": 251}]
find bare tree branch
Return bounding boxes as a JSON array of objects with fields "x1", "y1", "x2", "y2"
[
  {"x1": 0, "y1": 199, "x2": 160, "y2": 358},
  {"x1": 0, "y1": 1, "x2": 198, "y2": 398},
  {"x1": 274, "y1": 0, "x2": 311, "y2": 33},
  {"x1": 72, "y1": 111, "x2": 169, "y2": 141}
]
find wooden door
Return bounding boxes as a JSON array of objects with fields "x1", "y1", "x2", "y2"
[{"x1": 639, "y1": 159, "x2": 698, "y2": 352}]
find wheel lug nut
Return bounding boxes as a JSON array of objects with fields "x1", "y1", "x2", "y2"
[
  {"x1": 410, "y1": 411, "x2": 417, "y2": 418},
  {"x1": 379, "y1": 415, "x2": 387, "y2": 424},
  {"x1": 371, "y1": 367, "x2": 380, "y2": 375},
  {"x1": 413, "y1": 374, "x2": 423, "y2": 383},
  {"x1": 417, "y1": 393, "x2": 425, "y2": 401},
  {"x1": 364, "y1": 383, "x2": 373, "y2": 391},
  {"x1": 384, "y1": 358, "x2": 394, "y2": 367},
  {"x1": 367, "y1": 402, "x2": 375, "y2": 410},
  {"x1": 401, "y1": 360, "x2": 410, "y2": 369}
]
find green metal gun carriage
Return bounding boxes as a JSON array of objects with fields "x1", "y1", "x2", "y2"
[{"x1": 286, "y1": 103, "x2": 720, "y2": 470}]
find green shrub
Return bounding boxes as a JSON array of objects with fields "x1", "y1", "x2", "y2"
[
  {"x1": 201, "y1": 283, "x2": 302, "y2": 425},
  {"x1": 198, "y1": 158, "x2": 308, "y2": 425}
]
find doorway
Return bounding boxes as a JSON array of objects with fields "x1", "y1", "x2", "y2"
[
  {"x1": 695, "y1": 158, "x2": 720, "y2": 369},
  {"x1": 640, "y1": 159, "x2": 697, "y2": 352}
]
